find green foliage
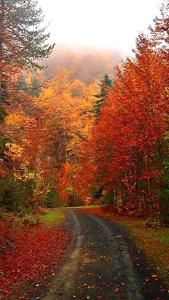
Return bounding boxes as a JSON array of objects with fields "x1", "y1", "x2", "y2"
[
  {"x1": 0, "y1": 0, "x2": 54, "y2": 105},
  {"x1": 0, "y1": 83, "x2": 9, "y2": 117},
  {"x1": 160, "y1": 163, "x2": 169, "y2": 224},
  {"x1": 153, "y1": 134, "x2": 169, "y2": 224},
  {"x1": 1, "y1": 0, "x2": 54, "y2": 69},
  {"x1": 0, "y1": 82, "x2": 8, "y2": 103},
  {"x1": 24, "y1": 213, "x2": 38, "y2": 225},
  {"x1": 66, "y1": 186, "x2": 73, "y2": 193},
  {"x1": 45, "y1": 190, "x2": 60, "y2": 208},
  {"x1": 35, "y1": 188, "x2": 60, "y2": 208},
  {"x1": 102, "y1": 191, "x2": 115, "y2": 206},
  {"x1": 91, "y1": 186, "x2": 104, "y2": 199},
  {"x1": 158, "y1": 234, "x2": 169, "y2": 244},
  {"x1": 94, "y1": 74, "x2": 113, "y2": 117},
  {"x1": 0, "y1": 176, "x2": 35, "y2": 212},
  {"x1": 0, "y1": 110, "x2": 7, "y2": 121},
  {"x1": 0, "y1": 137, "x2": 11, "y2": 150},
  {"x1": 16, "y1": 73, "x2": 41, "y2": 97}
]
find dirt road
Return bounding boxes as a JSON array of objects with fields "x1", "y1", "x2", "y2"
[{"x1": 41, "y1": 210, "x2": 169, "y2": 300}]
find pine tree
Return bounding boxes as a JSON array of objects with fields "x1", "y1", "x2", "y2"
[
  {"x1": 30, "y1": 75, "x2": 41, "y2": 97},
  {"x1": 0, "y1": 0, "x2": 54, "y2": 104},
  {"x1": 94, "y1": 74, "x2": 113, "y2": 118},
  {"x1": 0, "y1": 0, "x2": 54, "y2": 69}
]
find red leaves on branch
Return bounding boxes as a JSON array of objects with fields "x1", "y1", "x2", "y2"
[{"x1": 76, "y1": 19, "x2": 169, "y2": 214}]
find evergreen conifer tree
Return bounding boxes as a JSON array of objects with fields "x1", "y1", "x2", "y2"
[
  {"x1": 0, "y1": 0, "x2": 54, "y2": 104},
  {"x1": 30, "y1": 75, "x2": 41, "y2": 97},
  {"x1": 94, "y1": 74, "x2": 113, "y2": 118}
]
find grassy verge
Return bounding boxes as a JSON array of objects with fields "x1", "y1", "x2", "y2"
[
  {"x1": 119, "y1": 217, "x2": 169, "y2": 288},
  {"x1": 39, "y1": 209, "x2": 65, "y2": 225},
  {"x1": 22, "y1": 208, "x2": 65, "y2": 227},
  {"x1": 66, "y1": 204, "x2": 106, "y2": 209},
  {"x1": 78, "y1": 206, "x2": 169, "y2": 288}
]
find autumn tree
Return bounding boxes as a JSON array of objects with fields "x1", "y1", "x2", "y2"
[
  {"x1": 93, "y1": 36, "x2": 168, "y2": 211},
  {"x1": 33, "y1": 68, "x2": 97, "y2": 206},
  {"x1": 78, "y1": 3, "x2": 169, "y2": 220},
  {"x1": 0, "y1": 0, "x2": 54, "y2": 210}
]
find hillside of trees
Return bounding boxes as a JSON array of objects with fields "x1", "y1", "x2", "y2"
[{"x1": 43, "y1": 45, "x2": 122, "y2": 83}]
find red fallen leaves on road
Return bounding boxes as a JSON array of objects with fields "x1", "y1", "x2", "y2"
[{"x1": 0, "y1": 224, "x2": 72, "y2": 298}]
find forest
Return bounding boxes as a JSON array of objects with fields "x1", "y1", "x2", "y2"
[
  {"x1": 0, "y1": 0, "x2": 168, "y2": 223},
  {"x1": 0, "y1": 0, "x2": 169, "y2": 299}
]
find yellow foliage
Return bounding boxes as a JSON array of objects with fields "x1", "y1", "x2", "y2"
[
  {"x1": 5, "y1": 142, "x2": 23, "y2": 160},
  {"x1": 5, "y1": 113, "x2": 25, "y2": 127},
  {"x1": 36, "y1": 69, "x2": 97, "y2": 160}
]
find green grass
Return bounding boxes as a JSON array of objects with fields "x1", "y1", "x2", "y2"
[
  {"x1": 153, "y1": 230, "x2": 169, "y2": 244},
  {"x1": 39, "y1": 210, "x2": 65, "y2": 225},
  {"x1": 126, "y1": 223, "x2": 169, "y2": 244},
  {"x1": 158, "y1": 234, "x2": 169, "y2": 243},
  {"x1": 120, "y1": 218, "x2": 169, "y2": 244}
]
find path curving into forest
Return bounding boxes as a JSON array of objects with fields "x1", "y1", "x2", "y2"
[{"x1": 41, "y1": 209, "x2": 169, "y2": 300}]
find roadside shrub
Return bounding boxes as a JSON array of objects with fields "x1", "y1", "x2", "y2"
[
  {"x1": 0, "y1": 177, "x2": 35, "y2": 213},
  {"x1": 45, "y1": 190, "x2": 60, "y2": 208},
  {"x1": 102, "y1": 190, "x2": 115, "y2": 206}
]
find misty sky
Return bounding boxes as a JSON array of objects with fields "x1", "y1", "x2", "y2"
[{"x1": 38, "y1": 0, "x2": 162, "y2": 55}]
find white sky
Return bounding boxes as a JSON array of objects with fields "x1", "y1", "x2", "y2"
[{"x1": 38, "y1": 0, "x2": 162, "y2": 55}]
